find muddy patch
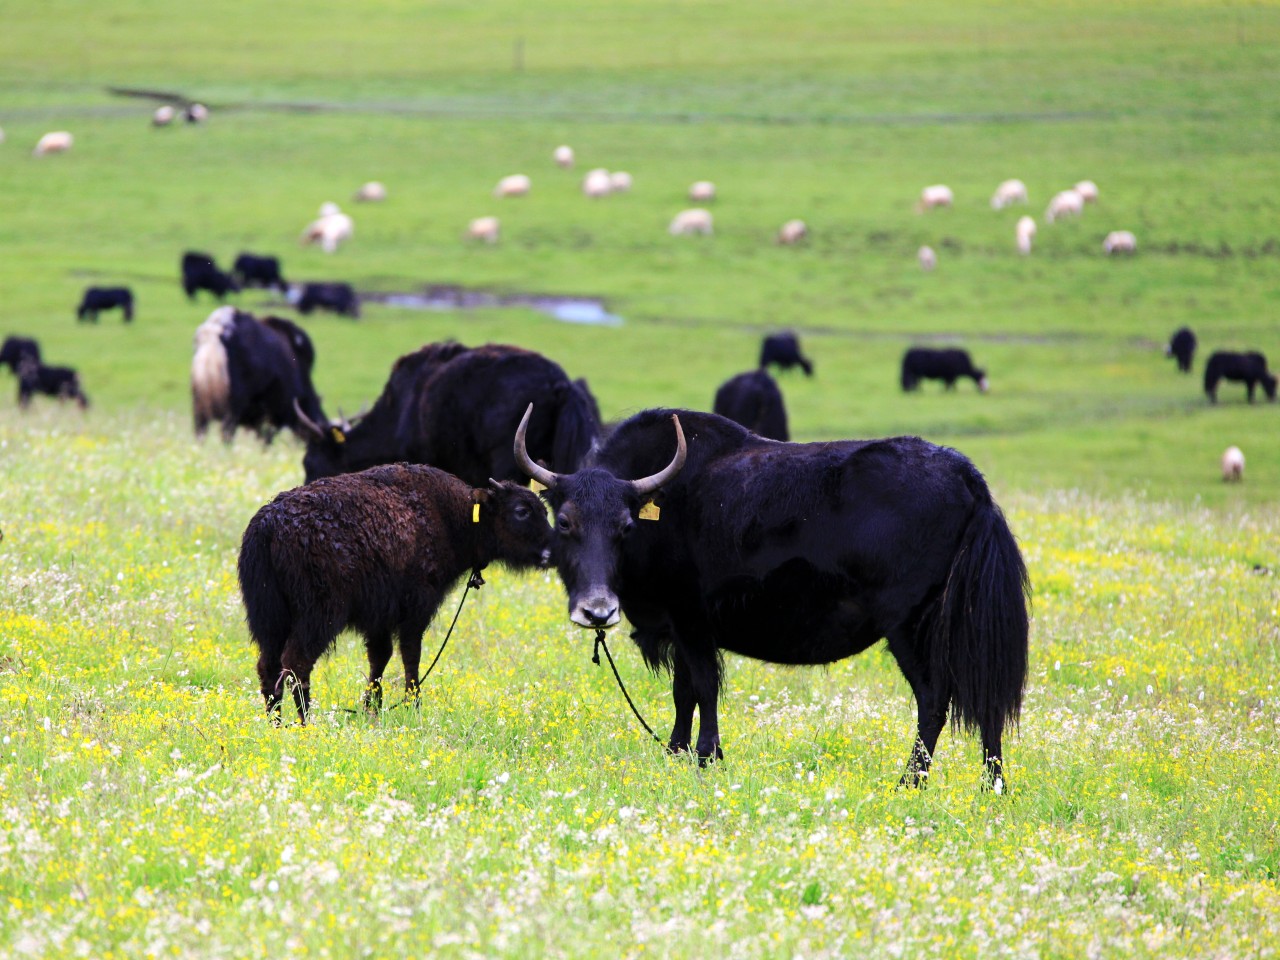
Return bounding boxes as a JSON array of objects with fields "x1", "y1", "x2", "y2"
[{"x1": 362, "y1": 285, "x2": 623, "y2": 326}]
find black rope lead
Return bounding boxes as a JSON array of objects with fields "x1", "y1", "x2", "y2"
[{"x1": 592, "y1": 629, "x2": 664, "y2": 746}]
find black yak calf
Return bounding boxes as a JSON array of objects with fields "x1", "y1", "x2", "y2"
[
  {"x1": 16, "y1": 358, "x2": 89, "y2": 409},
  {"x1": 182, "y1": 251, "x2": 240, "y2": 301},
  {"x1": 1204, "y1": 350, "x2": 1277, "y2": 403},
  {"x1": 232, "y1": 253, "x2": 288, "y2": 293},
  {"x1": 1166, "y1": 326, "x2": 1196, "y2": 373},
  {"x1": 297, "y1": 282, "x2": 359, "y2": 318},
  {"x1": 238, "y1": 465, "x2": 553, "y2": 723},
  {"x1": 76, "y1": 286, "x2": 134, "y2": 323},
  {"x1": 713, "y1": 369, "x2": 789, "y2": 441},
  {"x1": 759, "y1": 331, "x2": 813, "y2": 377},
  {"x1": 901, "y1": 347, "x2": 988, "y2": 393},
  {"x1": 0, "y1": 336, "x2": 40, "y2": 375}
]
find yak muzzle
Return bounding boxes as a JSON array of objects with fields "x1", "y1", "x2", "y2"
[{"x1": 570, "y1": 591, "x2": 620, "y2": 629}]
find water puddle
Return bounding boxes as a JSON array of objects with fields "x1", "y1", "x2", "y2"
[{"x1": 363, "y1": 286, "x2": 623, "y2": 327}]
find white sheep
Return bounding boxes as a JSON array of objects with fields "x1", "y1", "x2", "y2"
[
  {"x1": 990, "y1": 179, "x2": 1028, "y2": 210},
  {"x1": 776, "y1": 219, "x2": 808, "y2": 245},
  {"x1": 1074, "y1": 180, "x2": 1099, "y2": 204},
  {"x1": 466, "y1": 216, "x2": 500, "y2": 244},
  {"x1": 688, "y1": 180, "x2": 716, "y2": 202},
  {"x1": 1103, "y1": 230, "x2": 1137, "y2": 255},
  {"x1": 152, "y1": 105, "x2": 176, "y2": 127},
  {"x1": 553, "y1": 145, "x2": 575, "y2": 168},
  {"x1": 354, "y1": 181, "x2": 387, "y2": 202},
  {"x1": 582, "y1": 168, "x2": 612, "y2": 198},
  {"x1": 1016, "y1": 215, "x2": 1037, "y2": 255},
  {"x1": 1045, "y1": 189, "x2": 1084, "y2": 224},
  {"x1": 916, "y1": 184, "x2": 953, "y2": 212},
  {"x1": 319, "y1": 201, "x2": 342, "y2": 218},
  {"x1": 301, "y1": 210, "x2": 354, "y2": 254},
  {"x1": 184, "y1": 103, "x2": 209, "y2": 123},
  {"x1": 493, "y1": 174, "x2": 531, "y2": 198},
  {"x1": 669, "y1": 208, "x2": 713, "y2": 236},
  {"x1": 1222, "y1": 446, "x2": 1245, "y2": 482},
  {"x1": 918, "y1": 246, "x2": 937, "y2": 271},
  {"x1": 0, "y1": 126, "x2": 5, "y2": 144},
  {"x1": 33, "y1": 131, "x2": 73, "y2": 156},
  {"x1": 609, "y1": 171, "x2": 633, "y2": 193}
]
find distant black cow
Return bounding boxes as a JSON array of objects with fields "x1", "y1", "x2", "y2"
[
  {"x1": 712, "y1": 369, "x2": 789, "y2": 441},
  {"x1": 16, "y1": 357, "x2": 88, "y2": 409},
  {"x1": 0, "y1": 336, "x2": 40, "y2": 375},
  {"x1": 1165, "y1": 327, "x2": 1197, "y2": 373},
  {"x1": 759, "y1": 331, "x2": 814, "y2": 377},
  {"x1": 297, "y1": 342, "x2": 600, "y2": 486},
  {"x1": 76, "y1": 286, "x2": 134, "y2": 323},
  {"x1": 1204, "y1": 350, "x2": 1277, "y2": 404},
  {"x1": 239, "y1": 465, "x2": 552, "y2": 722},
  {"x1": 190, "y1": 307, "x2": 327, "y2": 442},
  {"x1": 518, "y1": 406, "x2": 1029, "y2": 790},
  {"x1": 182, "y1": 251, "x2": 240, "y2": 301},
  {"x1": 901, "y1": 347, "x2": 988, "y2": 392},
  {"x1": 232, "y1": 253, "x2": 288, "y2": 293},
  {"x1": 297, "y1": 282, "x2": 359, "y2": 318}
]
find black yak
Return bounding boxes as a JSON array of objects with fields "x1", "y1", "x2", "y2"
[
  {"x1": 759, "y1": 331, "x2": 813, "y2": 377},
  {"x1": 297, "y1": 342, "x2": 599, "y2": 486},
  {"x1": 901, "y1": 347, "x2": 988, "y2": 392},
  {"x1": 297, "y1": 282, "x2": 359, "y2": 318},
  {"x1": 712, "y1": 369, "x2": 789, "y2": 441},
  {"x1": 181, "y1": 251, "x2": 240, "y2": 301},
  {"x1": 76, "y1": 286, "x2": 134, "y2": 323},
  {"x1": 0, "y1": 336, "x2": 40, "y2": 375},
  {"x1": 232, "y1": 253, "x2": 288, "y2": 293},
  {"x1": 16, "y1": 357, "x2": 89, "y2": 409},
  {"x1": 1166, "y1": 327, "x2": 1196, "y2": 373},
  {"x1": 1204, "y1": 350, "x2": 1276, "y2": 403},
  {"x1": 518, "y1": 406, "x2": 1029, "y2": 791},
  {"x1": 238, "y1": 465, "x2": 553, "y2": 722}
]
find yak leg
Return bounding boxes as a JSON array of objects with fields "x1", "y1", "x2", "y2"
[
  {"x1": 256, "y1": 647, "x2": 285, "y2": 723},
  {"x1": 362, "y1": 631, "x2": 394, "y2": 714},
  {"x1": 398, "y1": 618, "x2": 431, "y2": 707},
  {"x1": 888, "y1": 633, "x2": 950, "y2": 788},
  {"x1": 675, "y1": 646, "x2": 724, "y2": 764},
  {"x1": 279, "y1": 644, "x2": 317, "y2": 725},
  {"x1": 981, "y1": 725, "x2": 1006, "y2": 794},
  {"x1": 667, "y1": 656, "x2": 697, "y2": 755}
]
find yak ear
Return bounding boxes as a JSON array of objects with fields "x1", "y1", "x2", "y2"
[
  {"x1": 329, "y1": 425, "x2": 346, "y2": 444},
  {"x1": 474, "y1": 487, "x2": 492, "y2": 504}
]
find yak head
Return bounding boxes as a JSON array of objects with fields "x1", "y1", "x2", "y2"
[
  {"x1": 475, "y1": 480, "x2": 555, "y2": 572},
  {"x1": 515, "y1": 404, "x2": 686, "y2": 629},
  {"x1": 293, "y1": 400, "x2": 357, "y2": 481}
]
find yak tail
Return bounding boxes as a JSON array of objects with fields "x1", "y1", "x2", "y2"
[
  {"x1": 930, "y1": 490, "x2": 1030, "y2": 742},
  {"x1": 551, "y1": 378, "x2": 602, "y2": 472},
  {"x1": 237, "y1": 517, "x2": 291, "y2": 662},
  {"x1": 191, "y1": 314, "x2": 231, "y2": 432}
]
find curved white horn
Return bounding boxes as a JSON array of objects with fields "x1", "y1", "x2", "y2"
[
  {"x1": 514, "y1": 404, "x2": 560, "y2": 489},
  {"x1": 630, "y1": 415, "x2": 687, "y2": 497}
]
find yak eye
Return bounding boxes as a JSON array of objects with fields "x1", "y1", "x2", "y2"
[
  {"x1": 513, "y1": 503, "x2": 531, "y2": 521},
  {"x1": 556, "y1": 514, "x2": 572, "y2": 533},
  {"x1": 619, "y1": 517, "x2": 636, "y2": 538}
]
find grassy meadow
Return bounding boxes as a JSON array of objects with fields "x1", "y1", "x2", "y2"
[{"x1": 2, "y1": 1, "x2": 1279, "y2": 956}]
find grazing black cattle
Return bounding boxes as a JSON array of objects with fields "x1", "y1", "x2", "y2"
[
  {"x1": 712, "y1": 369, "x2": 789, "y2": 441},
  {"x1": 190, "y1": 307, "x2": 327, "y2": 442},
  {"x1": 239, "y1": 465, "x2": 552, "y2": 722},
  {"x1": 901, "y1": 347, "x2": 988, "y2": 392},
  {"x1": 297, "y1": 282, "x2": 359, "y2": 318},
  {"x1": 0, "y1": 336, "x2": 40, "y2": 375},
  {"x1": 1204, "y1": 350, "x2": 1277, "y2": 403},
  {"x1": 518, "y1": 406, "x2": 1029, "y2": 790},
  {"x1": 16, "y1": 357, "x2": 89, "y2": 409},
  {"x1": 76, "y1": 286, "x2": 134, "y2": 323},
  {"x1": 297, "y1": 342, "x2": 600, "y2": 486},
  {"x1": 181, "y1": 251, "x2": 240, "y2": 301},
  {"x1": 759, "y1": 331, "x2": 813, "y2": 377},
  {"x1": 232, "y1": 253, "x2": 288, "y2": 293},
  {"x1": 1165, "y1": 326, "x2": 1197, "y2": 373}
]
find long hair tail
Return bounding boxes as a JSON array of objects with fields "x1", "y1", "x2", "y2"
[
  {"x1": 930, "y1": 494, "x2": 1030, "y2": 740},
  {"x1": 237, "y1": 514, "x2": 291, "y2": 662},
  {"x1": 191, "y1": 311, "x2": 232, "y2": 429}
]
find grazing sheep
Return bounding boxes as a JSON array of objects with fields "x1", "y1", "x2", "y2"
[
  {"x1": 301, "y1": 207, "x2": 354, "y2": 254},
  {"x1": 354, "y1": 181, "x2": 387, "y2": 202},
  {"x1": 152, "y1": 105, "x2": 176, "y2": 127},
  {"x1": 669, "y1": 208, "x2": 714, "y2": 236},
  {"x1": 1016, "y1": 215, "x2": 1037, "y2": 255},
  {"x1": 776, "y1": 219, "x2": 808, "y2": 245},
  {"x1": 1045, "y1": 189, "x2": 1085, "y2": 224},
  {"x1": 916, "y1": 184, "x2": 953, "y2": 212},
  {"x1": 184, "y1": 103, "x2": 209, "y2": 123},
  {"x1": 688, "y1": 180, "x2": 717, "y2": 203},
  {"x1": 467, "y1": 216, "x2": 501, "y2": 244},
  {"x1": 1222, "y1": 446, "x2": 1245, "y2": 482},
  {"x1": 609, "y1": 171, "x2": 633, "y2": 193},
  {"x1": 33, "y1": 131, "x2": 73, "y2": 156},
  {"x1": 554, "y1": 145, "x2": 575, "y2": 168},
  {"x1": 1074, "y1": 180, "x2": 1099, "y2": 203},
  {"x1": 1103, "y1": 230, "x2": 1137, "y2": 255},
  {"x1": 918, "y1": 246, "x2": 937, "y2": 271},
  {"x1": 582, "y1": 168, "x2": 612, "y2": 198},
  {"x1": 494, "y1": 174, "x2": 531, "y2": 198},
  {"x1": 239, "y1": 465, "x2": 553, "y2": 722},
  {"x1": 990, "y1": 179, "x2": 1029, "y2": 210}
]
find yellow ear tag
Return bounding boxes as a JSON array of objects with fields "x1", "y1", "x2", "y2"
[
  {"x1": 330, "y1": 427, "x2": 346, "y2": 444},
  {"x1": 639, "y1": 501, "x2": 660, "y2": 521},
  {"x1": 472, "y1": 503, "x2": 481, "y2": 523},
  {"x1": 529, "y1": 479, "x2": 546, "y2": 493}
]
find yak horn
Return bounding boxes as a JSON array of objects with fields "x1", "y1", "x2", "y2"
[
  {"x1": 630, "y1": 414, "x2": 687, "y2": 497},
  {"x1": 292, "y1": 398, "x2": 329, "y2": 440},
  {"x1": 514, "y1": 403, "x2": 560, "y2": 490}
]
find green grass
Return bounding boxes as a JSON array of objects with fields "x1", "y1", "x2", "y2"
[{"x1": 2, "y1": 1, "x2": 1280, "y2": 955}]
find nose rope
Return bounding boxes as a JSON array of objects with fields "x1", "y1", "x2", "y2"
[{"x1": 591, "y1": 629, "x2": 664, "y2": 746}]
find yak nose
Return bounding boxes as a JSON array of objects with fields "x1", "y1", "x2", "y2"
[
  {"x1": 570, "y1": 594, "x2": 620, "y2": 629},
  {"x1": 539, "y1": 547, "x2": 553, "y2": 568}
]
